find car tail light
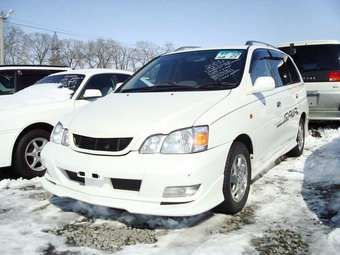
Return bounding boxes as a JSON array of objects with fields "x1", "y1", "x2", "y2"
[{"x1": 328, "y1": 71, "x2": 340, "y2": 82}]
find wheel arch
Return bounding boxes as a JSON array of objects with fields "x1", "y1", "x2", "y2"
[
  {"x1": 11, "y1": 122, "x2": 54, "y2": 164},
  {"x1": 233, "y1": 133, "x2": 253, "y2": 156},
  {"x1": 300, "y1": 111, "x2": 307, "y2": 130}
]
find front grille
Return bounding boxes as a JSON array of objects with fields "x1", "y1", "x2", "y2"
[
  {"x1": 110, "y1": 178, "x2": 142, "y2": 191},
  {"x1": 73, "y1": 134, "x2": 132, "y2": 152}
]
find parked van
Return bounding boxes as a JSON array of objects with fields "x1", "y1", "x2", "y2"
[
  {"x1": 0, "y1": 65, "x2": 69, "y2": 96},
  {"x1": 41, "y1": 42, "x2": 308, "y2": 216},
  {"x1": 279, "y1": 40, "x2": 340, "y2": 120}
]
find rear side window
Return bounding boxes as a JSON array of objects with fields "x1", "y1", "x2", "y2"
[
  {"x1": 269, "y1": 50, "x2": 301, "y2": 86},
  {"x1": 250, "y1": 49, "x2": 271, "y2": 84},
  {"x1": 115, "y1": 74, "x2": 131, "y2": 83},
  {"x1": 280, "y1": 44, "x2": 340, "y2": 73}
]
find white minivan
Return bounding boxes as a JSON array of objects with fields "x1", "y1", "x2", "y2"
[{"x1": 42, "y1": 42, "x2": 308, "y2": 216}]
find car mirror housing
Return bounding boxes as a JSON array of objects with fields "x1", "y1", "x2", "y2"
[
  {"x1": 83, "y1": 89, "x2": 102, "y2": 99},
  {"x1": 114, "y1": 82, "x2": 124, "y2": 92},
  {"x1": 250, "y1": 76, "x2": 275, "y2": 94}
]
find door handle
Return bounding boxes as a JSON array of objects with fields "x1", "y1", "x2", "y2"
[{"x1": 277, "y1": 101, "x2": 281, "y2": 107}]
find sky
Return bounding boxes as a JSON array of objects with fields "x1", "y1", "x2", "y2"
[{"x1": 1, "y1": 0, "x2": 340, "y2": 47}]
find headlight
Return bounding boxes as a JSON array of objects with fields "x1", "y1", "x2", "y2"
[
  {"x1": 51, "y1": 122, "x2": 70, "y2": 146},
  {"x1": 61, "y1": 128, "x2": 70, "y2": 146},
  {"x1": 139, "y1": 134, "x2": 166, "y2": 154},
  {"x1": 139, "y1": 126, "x2": 208, "y2": 154}
]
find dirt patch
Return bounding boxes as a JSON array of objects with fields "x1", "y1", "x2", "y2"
[
  {"x1": 252, "y1": 228, "x2": 309, "y2": 255},
  {"x1": 303, "y1": 183, "x2": 340, "y2": 227},
  {"x1": 18, "y1": 184, "x2": 42, "y2": 191},
  {"x1": 28, "y1": 191, "x2": 51, "y2": 201},
  {"x1": 47, "y1": 218, "x2": 158, "y2": 253},
  {"x1": 208, "y1": 206, "x2": 256, "y2": 235},
  {"x1": 41, "y1": 243, "x2": 80, "y2": 255},
  {"x1": 0, "y1": 207, "x2": 11, "y2": 214}
]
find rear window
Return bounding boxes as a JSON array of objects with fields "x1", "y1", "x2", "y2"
[
  {"x1": 36, "y1": 74, "x2": 85, "y2": 92},
  {"x1": 280, "y1": 44, "x2": 340, "y2": 73}
]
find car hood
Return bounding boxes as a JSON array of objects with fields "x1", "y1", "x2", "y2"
[
  {"x1": 68, "y1": 91, "x2": 230, "y2": 146},
  {"x1": 0, "y1": 83, "x2": 72, "y2": 111}
]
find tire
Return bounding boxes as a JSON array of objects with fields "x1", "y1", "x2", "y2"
[
  {"x1": 287, "y1": 117, "x2": 305, "y2": 157},
  {"x1": 13, "y1": 129, "x2": 50, "y2": 179},
  {"x1": 216, "y1": 142, "x2": 251, "y2": 214}
]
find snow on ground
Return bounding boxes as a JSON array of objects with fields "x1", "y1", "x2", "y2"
[{"x1": 0, "y1": 127, "x2": 339, "y2": 255}]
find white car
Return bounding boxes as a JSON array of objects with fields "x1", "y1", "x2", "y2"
[
  {"x1": 0, "y1": 68, "x2": 132, "y2": 178},
  {"x1": 41, "y1": 42, "x2": 308, "y2": 216}
]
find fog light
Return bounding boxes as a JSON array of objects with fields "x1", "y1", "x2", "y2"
[{"x1": 163, "y1": 184, "x2": 200, "y2": 198}]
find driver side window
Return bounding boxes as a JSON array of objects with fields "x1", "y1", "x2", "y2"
[
  {"x1": 250, "y1": 49, "x2": 271, "y2": 85},
  {"x1": 80, "y1": 73, "x2": 116, "y2": 98}
]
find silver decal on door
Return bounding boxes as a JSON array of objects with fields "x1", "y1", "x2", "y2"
[{"x1": 276, "y1": 107, "x2": 299, "y2": 128}]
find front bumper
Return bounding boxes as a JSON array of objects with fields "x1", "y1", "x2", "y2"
[
  {"x1": 0, "y1": 129, "x2": 18, "y2": 168},
  {"x1": 41, "y1": 142, "x2": 231, "y2": 216}
]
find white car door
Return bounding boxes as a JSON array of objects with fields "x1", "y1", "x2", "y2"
[
  {"x1": 73, "y1": 73, "x2": 117, "y2": 110},
  {"x1": 268, "y1": 51, "x2": 301, "y2": 148},
  {"x1": 249, "y1": 49, "x2": 283, "y2": 165}
]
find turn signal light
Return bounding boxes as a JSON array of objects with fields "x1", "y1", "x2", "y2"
[
  {"x1": 194, "y1": 132, "x2": 209, "y2": 146},
  {"x1": 328, "y1": 71, "x2": 340, "y2": 82}
]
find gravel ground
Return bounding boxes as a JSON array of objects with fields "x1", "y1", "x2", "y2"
[
  {"x1": 208, "y1": 206, "x2": 256, "y2": 235},
  {"x1": 252, "y1": 228, "x2": 309, "y2": 255},
  {"x1": 47, "y1": 218, "x2": 158, "y2": 253}
]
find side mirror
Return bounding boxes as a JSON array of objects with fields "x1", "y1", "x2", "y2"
[
  {"x1": 83, "y1": 89, "x2": 102, "y2": 99},
  {"x1": 114, "y1": 82, "x2": 124, "y2": 91},
  {"x1": 250, "y1": 76, "x2": 275, "y2": 94}
]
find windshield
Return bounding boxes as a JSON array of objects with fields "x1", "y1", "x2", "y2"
[
  {"x1": 280, "y1": 44, "x2": 340, "y2": 72},
  {"x1": 36, "y1": 74, "x2": 85, "y2": 92},
  {"x1": 0, "y1": 71, "x2": 15, "y2": 95},
  {"x1": 118, "y1": 49, "x2": 247, "y2": 93}
]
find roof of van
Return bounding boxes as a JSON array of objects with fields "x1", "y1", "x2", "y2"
[
  {"x1": 0, "y1": 65, "x2": 70, "y2": 71},
  {"x1": 277, "y1": 40, "x2": 340, "y2": 47},
  {"x1": 49, "y1": 68, "x2": 133, "y2": 76}
]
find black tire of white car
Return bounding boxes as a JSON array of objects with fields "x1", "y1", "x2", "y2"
[
  {"x1": 13, "y1": 129, "x2": 50, "y2": 179},
  {"x1": 217, "y1": 142, "x2": 251, "y2": 214},
  {"x1": 287, "y1": 118, "x2": 305, "y2": 157}
]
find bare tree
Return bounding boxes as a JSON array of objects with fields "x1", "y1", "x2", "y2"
[
  {"x1": 4, "y1": 26, "x2": 26, "y2": 64},
  {"x1": 4, "y1": 25, "x2": 176, "y2": 71},
  {"x1": 60, "y1": 39, "x2": 85, "y2": 68},
  {"x1": 27, "y1": 33, "x2": 52, "y2": 64},
  {"x1": 161, "y1": 42, "x2": 175, "y2": 54}
]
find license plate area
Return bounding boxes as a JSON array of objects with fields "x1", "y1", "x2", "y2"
[{"x1": 307, "y1": 92, "x2": 319, "y2": 107}]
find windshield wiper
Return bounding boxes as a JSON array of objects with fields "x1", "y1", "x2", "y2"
[
  {"x1": 197, "y1": 81, "x2": 238, "y2": 90},
  {"x1": 120, "y1": 84, "x2": 193, "y2": 93}
]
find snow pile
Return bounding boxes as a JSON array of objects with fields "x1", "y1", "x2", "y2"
[
  {"x1": 0, "y1": 83, "x2": 73, "y2": 111},
  {"x1": 303, "y1": 129, "x2": 340, "y2": 227}
]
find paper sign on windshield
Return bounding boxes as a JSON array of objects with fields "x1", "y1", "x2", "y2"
[{"x1": 215, "y1": 50, "x2": 242, "y2": 60}]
